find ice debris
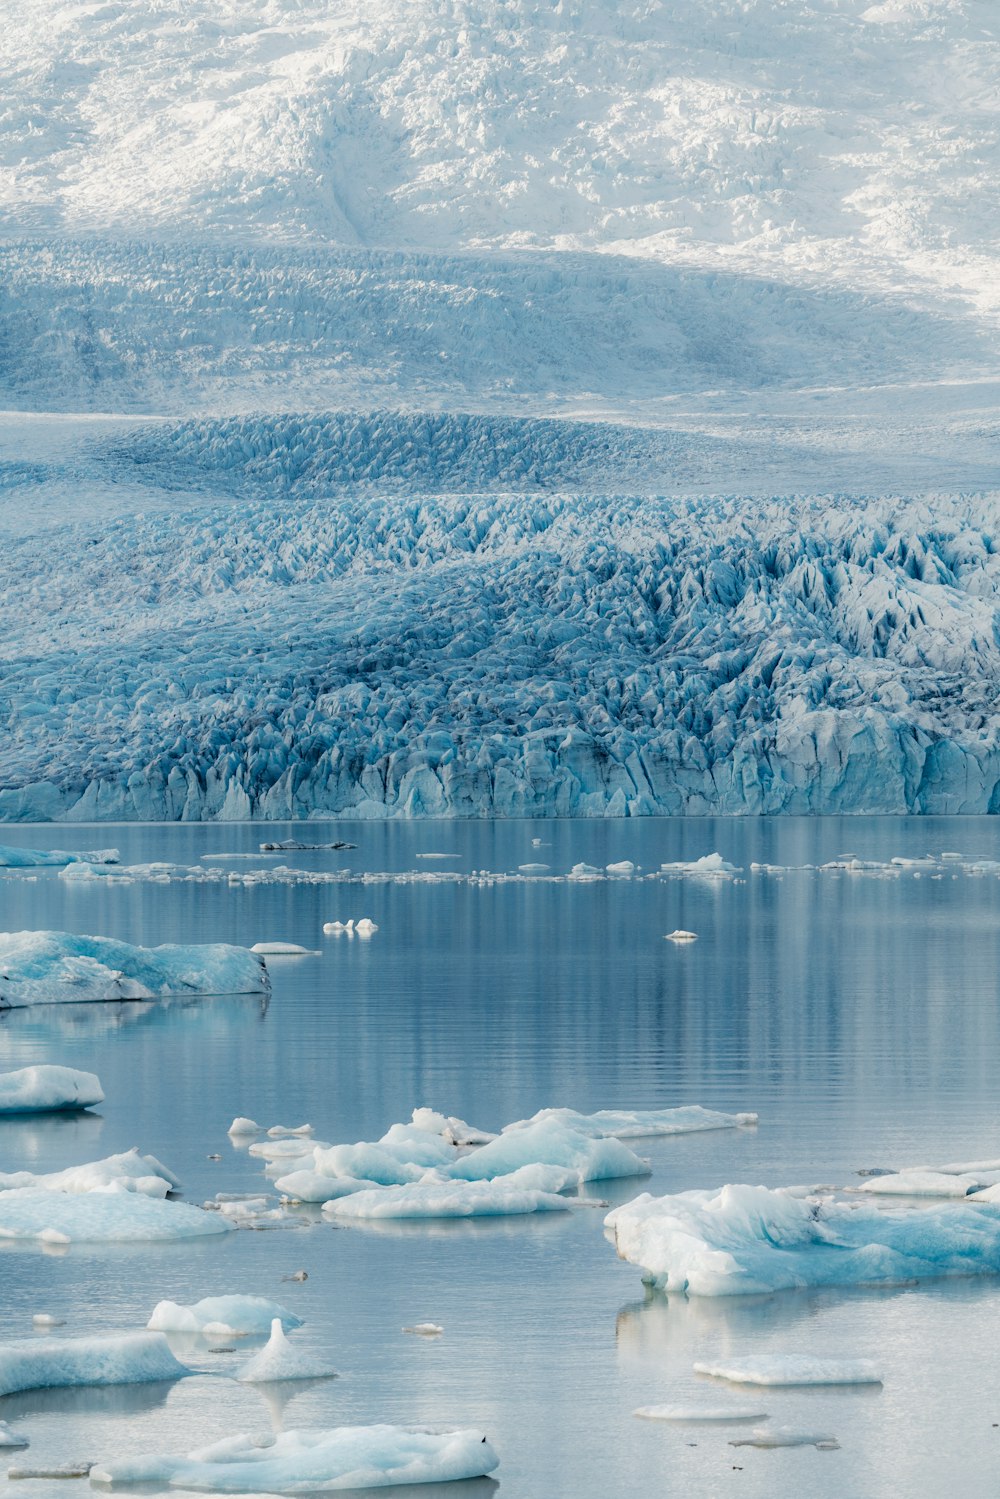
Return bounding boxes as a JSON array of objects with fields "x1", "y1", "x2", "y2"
[
  {"x1": 90, "y1": 1425, "x2": 500, "y2": 1491},
  {"x1": 0, "y1": 1065, "x2": 104, "y2": 1114},
  {"x1": 249, "y1": 942, "x2": 314, "y2": 956},
  {"x1": 31, "y1": 1315, "x2": 64, "y2": 1328},
  {"x1": 227, "y1": 1117, "x2": 261, "y2": 1136},
  {"x1": 0, "y1": 932, "x2": 269, "y2": 1007},
  {"x1": 147, "y1": 1297, "x2": 302, "y2": 1338},
  {"x1": 236, "y1": 1320, "x2": 336, "y2": 1383},
  {"x1": 660, "y1": 854, "x2": 740, "y2": 878},
  {"x1": 0, "y1": 1331, "x2": 189, "y2": 1397},
  {"x1": 403, "y1": 1323, "x2": 443, "y2": 1337},
  {"x1": 665, "y1": 930, "x2": 698, "y2": 943},
  {"x1": 696, "y1": 1355, "x2": 881, "y2": 1387},
  {"x1": 0, "y1": 1148, "x2": 179, "y2": 1198},
  {"x1": 503, "y1": 1106, "x2": 756, "y2": 1139}
]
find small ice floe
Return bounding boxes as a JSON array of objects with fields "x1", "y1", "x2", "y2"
[
  {"x1": 268, "y1": 1124, "x2": 313, "y2": 1139},
  {"x1": 283, "y1": 1270, "x2": 308, "y2": 1282},
  {"x1": 0, "y1": 845, "x2": 118, "y2": 869},
  {"x1": 664, "y1": 930, "x2": 697, "y2": 943},
  {"x1": 694, "y1": 1355, "x2": 882, "y2": 1387},
  {"x1": 504, "y1": 1105, "x2": 756, "y2": 1139},
  {"x1": 260, "y1": 840, "x2": 356, "y2": 852},
  {"x1": 355, "y1": 918, "x2": 378, "y2": 936},
  {"x1": 659, "y1": 853, "x2": 740, "y2": 878},
  {"x1": 0, "y1": 931, "x2": 269, "y2": 1007},
  {"x1": 730, "y1": 1425, "x2": 839, "y2": 1449},
  {"x1": 568, "y1": 862, "x2": 601, "y2": 880},
  {"x1": 90, "y1": 1425, "x2": 499, "y2": 1491},
  {"x1": 0, "y1": 1191, "x2": 230, "y2": 1245},
  {"x1": 228, "y1": 1117, "x2": 262, "y2": 1136},
  {"x1": 32, "y1": 1314, "x2": 64, "y2": 1328},
  {"x1": 0, "y1": 1065, "x2": 104, "y2": 1115},
  {"x1": 415, "y1": 853, "x2": 460, "y2": 860},
  {"x1": 0, "y1": 1331, "x2": 190, "y2": 1397},
  {"x1": 633, "y1": 1405, "x2": 766, "y2": 1423},
  {"x1": 518, "y1": 863, "x2": 550, "y2": 873},
  {"x1": 402, "y1": 1323, "x2": 443, "y2": 1337},
  {"x1": 855, "y1": 1169, "x2": 984, "y2": 1198},
  {"x1": 0, "y1": 1147, "x2": 180, "y2": 1199},
  {"x1": 606, "y1": 861, "x2": 636, "y2": 876},
  {"x1": 323, "y1": 919, "x2": 354, "y2": 934},
  {"x1": 323, "y1": 1175, "x2": 575, "y2": 1221},
  {"x1": 209, "y1": 1197, "x2": 304, "y2": 1231},
  {"x1": 0, "y1": 1421, "x2": 29, "y2": 1448},
  {"x1": 250, "y1": 942, "x2": 315, "y2": 957},
  {"x1": 236, "y1": 1320, "x2": 337, "y2": 1383},
  {"x1": 148, "y1": 1296, "x2": 302, "y2": 1338}
]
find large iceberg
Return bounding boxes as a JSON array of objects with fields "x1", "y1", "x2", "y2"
[
  {"x1": 0, "y1": 1065, "x2": 104, "y2": 1113},
  {"x1": 0, "y1": 845, "x2": 119, "y2": 868},
  {"x1": 0, "y1": 932, "x2": 269, "y2": 1006},
  {"x1": 0, "y1": 1332, "x2": 189, "y2": 1397},
  {"x1": 606, "y1": 1183, "x2": 1000, "y2": 1296},
  {"x1": 90, "y1": 1425, "x2": 500, "y2": 1491}
]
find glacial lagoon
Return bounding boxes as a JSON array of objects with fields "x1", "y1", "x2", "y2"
[{"x1": 2, "y1": 815, "x2": 1000, "y2": 1497}]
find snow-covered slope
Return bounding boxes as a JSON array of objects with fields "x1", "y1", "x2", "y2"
[{"x1": 0, "y1": 1, "x2": 998, "y2": 819}]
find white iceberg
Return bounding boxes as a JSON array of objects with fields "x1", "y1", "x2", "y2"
[
  {"x1": 659, "y1": 854, "x2": 740, "y2": 877},
  {"x1": 665, "y1": 930, "x2": 698, "y2": 943},
  {"x1": 0, "y1": 1190, "x2": 231, "y2": 1244},
  {"x1": 633, "y1": 1405, "x2": 766, "y2": 1422},
  {"x1": 447, "y1": 1120, "x2": 648, "y2": 1184},
  {"x1": 0, "y1": 845, "x2": 118, "y2": 869},
  {"x1": 695, "y1": 1355, "x2": 881, "y2": 1387},
  {"x1": 855, "y1": 1169, "x2": 984, "y2": 1198},
  {"x1": 403, "y1": 1324, "x2": 443, "y2": 1337},
  {"x1": 0, "y1": 1331, "x2": 190, "y2": 1397},
  {"x1": 323, "y1": 1176, "x2": 575, "y2": 1220},
  {"x1": 503, "y1": 1106, "x2": 756, "y2": 1139},
  {"x1": 409, "y1": 1108, "x2": 496, "y2": 1145},
  {"x1": 148, "y1": 1297, "x2": 302, "y2": 1338},
  {"x1": 0, "y1": 1148, "x2": 179, "y2": 1198},
  {"x1": 0, "y1": 932, "x2": 269, "y2": 1007},
  {"x1": 250, "y1": 942, "x2": 314, "y2": 956},
  {"x1": 90, "y1": 1425, "x2": 500, "y2": 1491},
  {"x1": 606, "y1": 1182, "x2": 1000, "y2": 1296},
  {"x1": 729, "y1": 1425, "x2": 840, "y2": 1448},
  {"x1": 0, "y1": 1065, "x2": 104, "y2": 1114},
  {"x1": 228, "y1": 1117, "x2": 262, "y2": 1136},
  {"x1": 236, "y1": 1320, "x2": 336, "y2": 1383}
]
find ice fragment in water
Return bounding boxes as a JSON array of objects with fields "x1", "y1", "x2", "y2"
[
  {"x1": 695, "y1": 1355, "x2": 882, "y2": 1386},
  {"x1": 729, "y1": 1425, "x2": 840, "y2": 1448},
  {"x1": 665, "y1": 930, "x2": 698, "y2": 943},
  {"x1": 0, "y1": 1331, "x2": 190, "y2": 1397},
  {"x1": 633, "y1": 1405, "x2": 766, "y2": 1422},
  {"x1": 236, "y1": 1320, "x2": 337, "y2": 1383},
  {"x1": 250, "y1": 942, "x2": 313, "y2": 956},
  {"x1": 403, "y1": 1323, "x2": 443, "y2": 1336},
  {"x1": 0, "y1": 1066, "x2": 104, "y2": 1114},
  {"x1": 0, "y1": 1421, "x2": 29, "y2": 1449},
  {"x1": 148, "y1": 1297, "x2": 302, "y2": 1337},
  {"x1": 0, "y1": 932, "x2": 268, "y2": 1007}
]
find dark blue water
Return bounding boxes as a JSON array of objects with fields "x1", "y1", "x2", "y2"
[{"x1": 2, "y1": 817, "x2": 1000, "y2": 1497}]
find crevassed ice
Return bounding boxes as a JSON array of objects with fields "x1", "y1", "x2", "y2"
[
  {"x1": 606, "y1": 1183, "x2": 1000, "y2": 1296},
  {"x1": 0, "y1": 931, "x2": 269, "y2": 1006},
  {"x1": 0, "y1": 1065, "x2": 104, "y2": 1114},
  {"x1": 90, "y1": 1425, "x2": 500, "y2": 1492}
]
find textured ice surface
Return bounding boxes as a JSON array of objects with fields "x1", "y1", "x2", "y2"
[
  {"x1": 236, "y1": 1320, "x2": 337, "y2": 1383},
  {"x1": 0, "y1": 1148, "x2": 179, "y2": 1197},
  {"x1": 323, "y1": 1175, "x2": 575, "y2": 1220},
  {"x1": 503, "y1": 1106, "x2": 756, "y2": 1139},
  {"x1": 0, "y1": 1332, "x2": 189, "y2": 1397},
  {"x1": 0, "y1": 1182, "x2": 231, "y2": 1244},
  {"x1": 606, "y1": 1183, "x2": 1000, "y2": 1296},
  {"x1": 695, "y1": 1355, "x2": 881, "y2": 1387},
  {"x1": 446, "y1": 1120, "x2": 648, "y2": 1184},
  {"x1": 0, "y1": 1065, "x2": 104, "y2": 1113},
  {"x1": 0, "y1": 932, "x2": 269, "y2": 1006},
  {"x1": 90, "y1": 1425, "x2": 500, "y2": 1492},
  {"x1": 148, "y1": 1297, "x2": 302, "y2": 1337},
  {"x1": 0, "y1": 845, "x2": 118, "y2": 868}
]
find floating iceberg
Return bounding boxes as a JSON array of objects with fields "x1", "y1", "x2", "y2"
[
  {"x1": 0, "y1": 1189, "x2": 230, "y2": 1244},
  {"x1": 90, "y1": 1425, "x2": 500, "y2": 1491},
  {"x1": 0, "y1": 932, "x2": 269, "y2": 1007},
  {"x1": 446, "y1": 1120, "x2": 648, "y2": 1184},
  {"x1": 0, "y1": 845, "x2": 119, "y2": 868},
  {"x1": 228, "y1": 1117, "x2": 262, "y2": 1136},
  {"x1": 236, "y1": 1320, "x2": 336, "y2": 1383},
  {"x1": 148, "y1": 1297, "x2": 302, "y2": 1338},
  {"x1": 665, "y1": 930, "x2": 698, "y2": 943},
  {"x1": 250, "y1": 942, "x2": 314, "y2": 956},
  {"x1": 323, "y1": 1175, "x2": 575, "y2": 1220},
  {"x1": 695, "y1": 1355, "x2": 881, "y2": 1387},
  {"x1": 659, "y1": 854, "x2": 740, "y2": 877},
  {"x1": 633, "y1": 1405, "x2": 766, "y2": 1423},
  {"x1": 0, "y1": 1148, "x2": 179, "y2": 1198},
  {"x1": 0, "y1": 1421, "x2": 29, "y2": 1448},
  {"x1": 503, "y1": 1106, "x2": 756, "y2": 1140},
  {"x1": 729, "y1": 1426, "x2": 840, "y2": 1449},
  {"x1": 0, "y1": 1331, "x2": 189, "y2": 1398},
  {"x1": 606, "y1": 1183, "x2": 1000, "y2": 1296},
  {"x1": 0, "y1": 1065, "x2": 104, "y2": 1114},
  {"x1": 403, "y1": 1324, "x2": 443, "y2": 1337}
]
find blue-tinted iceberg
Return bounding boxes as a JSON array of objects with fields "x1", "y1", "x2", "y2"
[
  {"x1": 0, "y1": 931, "x2": 269, "y2": 1006},
  {"x1": 606, "y1": 1183, "x2": 1000, "y2": 1296},
  {"x1": 0, "y1": 1191, "x2": 232, "y2": 1244},
  {"x1": 0, "y1": 1065, "x2": 104, "y2": 1114},
  {"x1": 147, "y1": 1297, "x2": 301, "y2": 1337},
  {"x1": 0, "y1": 1331, "x2": 189, "y2": 1397},
  {"x1": 90, "y1": 1425, "x2": 500, "y2": 1490},
  {"x1": 0, "y1": 845, "x2": 119, "y2": 868}
]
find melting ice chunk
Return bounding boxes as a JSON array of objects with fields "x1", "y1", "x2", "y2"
[
  {"x1": 148, "y1": 1297, "x2": 302, "y2": 1338},
  {"x1": 236, "y1": 1320, "x2": 337, "y2": 1383},
  {"x1": 0, "y1": 1331, "x2": 190, "y2": 1397},
  {"x1": 0, "y1": 1065, "x2": 104, "y2": 1114},
  {"x1": 694, "y1": 1355, "x2": 882, "y2": 1386}
]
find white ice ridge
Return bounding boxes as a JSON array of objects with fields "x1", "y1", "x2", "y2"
[
  {"x1": 90, "y1": 1425, "x2": 500, "y2": 1492},
  {"x1": 605, "y1": 1183, "x2": 1000, "y2": 1297},
  {"x1": 8, "y1": 479, "x2": 1000, "y2": 822},
  {"x1": 0, "y1": 1065, "x2": 104, "y2": 1113},
  {"x1": 0, "y1": 932, "x2": 269, "y2": 1006},
  {"x1": 236, "y1": 1320, "x2": 337, "y2": 1383},
  {"x1": 695, "y1": 1355, "x2": 881, "y2": 1387},
  {"x1": 0, "y1": 1331, "x2": 190, "y2": 1398},
  {"x1": 148, "y1": 1297, "x2": 302, "y2": 1338},
  {"x1": 0, "y1": 845, "x2": 119, "y2": 868},
  {"x1": 0, "y1": 1148, "x2": 180, "y2": 1197}
]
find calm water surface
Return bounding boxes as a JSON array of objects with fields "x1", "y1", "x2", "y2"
[{"x1": 2, "y1": 816, "x2": 1000, "y2": 1498}]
